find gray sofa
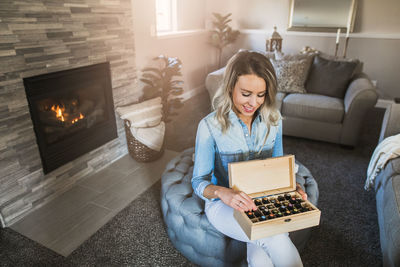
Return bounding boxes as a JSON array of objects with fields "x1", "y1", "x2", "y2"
[
  {"x1": 205, "y1": 53, "x2": 378, "y2": 147},
  {"x1": 374, "y1": 101, "x2": 400, "y2": 266}
]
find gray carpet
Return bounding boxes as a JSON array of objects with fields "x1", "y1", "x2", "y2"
[
  {"x1": 0, "y1": 108, "x2": 384, "y2": 266},
  {"x1": 283, "y1": 108, "x2": 384, "y2": 266}
]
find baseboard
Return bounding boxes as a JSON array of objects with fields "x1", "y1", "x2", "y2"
[{"x1": 375, "y1": 99, "x2": 394, "y2": 109}]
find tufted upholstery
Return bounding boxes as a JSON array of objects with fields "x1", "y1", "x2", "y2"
[{"x1": 161, "y1": 147, "x2": 319, "y2": 266}]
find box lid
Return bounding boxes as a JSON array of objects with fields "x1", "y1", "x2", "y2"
[{"x1": 228, "y1": 155, "x2": 296, "y2": 196}]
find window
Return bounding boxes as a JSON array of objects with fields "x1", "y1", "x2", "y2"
[
  {"x1": 156, "y1": 0, "x2": 176, "y2": 32},
  {"x1": 155, "y1": 0, "x2": 205, "y2": 35}
]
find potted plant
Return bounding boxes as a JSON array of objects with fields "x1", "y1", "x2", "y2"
[
  {"x1": 139, "y1": 55, "x2": 184, "y2": 123},
  {"x1": 117, "y1": 55, "x2": 184, "y2": 162},
  {"x1": 209, "y1": 13, "x2": 240, "y2": 68}
]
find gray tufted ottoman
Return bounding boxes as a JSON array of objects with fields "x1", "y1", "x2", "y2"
[{"x1": 161, "y1": 148, "x2": 319, "y2": 267}]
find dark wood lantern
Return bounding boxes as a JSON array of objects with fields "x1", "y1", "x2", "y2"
[{"x1": 266, "y1": 26, "x2": 283, "y2": 52}]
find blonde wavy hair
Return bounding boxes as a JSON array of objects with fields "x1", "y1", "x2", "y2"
[{"x1": 212, "y1": 50, "x2": 281, "y2": 133}]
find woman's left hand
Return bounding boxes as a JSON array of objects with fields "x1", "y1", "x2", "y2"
[{"x1": 296, "y1": 182, "x2": 307, "y2": 200}]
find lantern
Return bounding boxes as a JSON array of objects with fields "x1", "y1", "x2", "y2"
[{"x1": 266, "y1": 26, "x2": 282, "y2": 52}]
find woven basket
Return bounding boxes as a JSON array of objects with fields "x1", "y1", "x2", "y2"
[{"x1": 124, "y1": 119, "x2": 164, "y2": 162}]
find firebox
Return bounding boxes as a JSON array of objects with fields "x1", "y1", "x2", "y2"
[{"x1": 24, "y1": 62, "x2": 117, "y2": 174}]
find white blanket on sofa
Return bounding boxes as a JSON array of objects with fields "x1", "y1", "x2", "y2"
[{"x1": 365, "y1": 134, "x2": 400, "y2": 190}]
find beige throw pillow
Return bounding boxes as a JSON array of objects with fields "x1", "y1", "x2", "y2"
[{"x1": 271, "y1": 58, "x2": 310, "y2": 94}]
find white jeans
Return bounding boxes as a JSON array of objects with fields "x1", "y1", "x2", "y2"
[{"x1": 205, "y1": 200, "x2": 303, "y2": 267}]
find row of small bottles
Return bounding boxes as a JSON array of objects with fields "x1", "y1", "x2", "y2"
[{"x1": 246, "y1": 193, "x2": 313, "y2": 223}]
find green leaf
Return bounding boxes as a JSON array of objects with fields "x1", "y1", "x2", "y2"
[
  {"x1": 212, "y1": 12, "x2": 223, "y2": 20},
  {"x1": 209, "y1": 13, "x2": 238, "y2": 51},
  {"x1": 170, "y1": 89, "x2": 183, "y2": 96},
  {"x1": 170, "y1": 80, "x2": 183, "y2": 85},
  {"x1": 142, "y1": 72, "x2": 160, "y2": 80},
  {"x1": 171, "y1": 102, "x2": 184, "y2": 108},
  {"x1": 139, "y1": 54, "x2": 185, "y2": 122},
  {"x1": 168, "y1": 112, "x2": 179, "y2": 117},
  {"x1": 224, "y1": 19, "x2": 232, "y2": 25},
  {"x1": 222, "y1": 13, "x2": 232, "y2": 21},
  {"x1": 142, "y1": 67, "x2": 162, "y2": 75},
  {"x1": 140, "y1": 78, "x2": 155, "y2": 87}
]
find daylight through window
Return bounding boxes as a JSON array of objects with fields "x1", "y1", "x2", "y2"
[{"x1": 155, "y1": 0, "x2": 205, "y2": 35}]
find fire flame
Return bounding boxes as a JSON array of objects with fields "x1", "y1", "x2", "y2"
[{"x1": 51, "y1": 104, "x2": 84, "y2": 124}]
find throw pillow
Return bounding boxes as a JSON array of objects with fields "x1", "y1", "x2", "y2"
[
  {"x1": 305, "y1": 55, "x2": 358, "y2": 99},
  {"x1": 274, "y1": 50, "x2": 316, "y2": 62},
  {"x1": 116, "y1": 97, "x2": 162, "y2": 128},
  {"x1": 271, "y1": 58, "x2": 310, "y2": 94},
  {"x1": 318, "y1": 52, "x2": 363, "y2": 74}
]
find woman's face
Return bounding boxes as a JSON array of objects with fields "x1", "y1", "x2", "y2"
[{"x1": 232, "y1": 74, "x2": 266, "y2": 122}]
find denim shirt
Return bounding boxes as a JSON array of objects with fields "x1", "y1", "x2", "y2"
[{"x1": 192, "y1": 109, "x2": 283, "y2": 201}]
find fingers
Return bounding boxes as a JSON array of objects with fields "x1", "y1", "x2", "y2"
[
  {"x1": 233, "y1": 200, "x2": 246, "y2": 212},
  {"x1": 218, "y1": 188, "x2": 251, "y2": 211},
  {"x1": 296, "y1": 183, "x2": 308, "y2": 201},
  {"x1": 234, "y1": 192, "x2": 257, "y2": 212},
  {"x1": 239, "y1": 192, "x2": 258, "y2": 210}
]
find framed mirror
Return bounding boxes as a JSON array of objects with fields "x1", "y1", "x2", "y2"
[{"x1": 288, "y1": 0, "x2": 357, "y2": 32}]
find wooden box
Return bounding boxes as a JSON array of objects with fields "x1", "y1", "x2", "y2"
[{"x1": 229, "y1": 155, "x2": 320, "y2": 240}]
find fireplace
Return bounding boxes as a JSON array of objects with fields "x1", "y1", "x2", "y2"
[{"x1": 24, "y1": 62, "x2": 118, "y2": 174}]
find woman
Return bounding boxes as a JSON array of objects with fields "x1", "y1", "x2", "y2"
[{"x1": 192, "y1": 51, "x2": 306, "y2": 267}]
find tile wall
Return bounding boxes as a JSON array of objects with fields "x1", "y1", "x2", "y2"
[{"x1": 0, "y1": 0, "x2": 138, "y2": 226}]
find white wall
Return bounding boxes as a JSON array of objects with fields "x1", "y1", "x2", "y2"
[
  {"x1": 131, "y1": 0, "x2": 400, "y2": 100},
  {"x1": 131, "y1": 0, "x2": 218, "y2": 102},
  {"x1": 356, "y1": 0, "x2": 400, "y2": 33},
  {"x1": 208, "y1": 0, "x2": 400, "y2": 100},
  {"x1": 178, "y1": 0, "x2": 205, "y2": 30}
]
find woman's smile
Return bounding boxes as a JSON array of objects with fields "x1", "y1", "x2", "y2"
[{"x1": 243, "y1": 105, "x2": 255, "y2": 113}]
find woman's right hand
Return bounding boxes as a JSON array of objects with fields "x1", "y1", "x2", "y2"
[{"x1": 215, "y1": 187, "x2": 257, "y2": 212}]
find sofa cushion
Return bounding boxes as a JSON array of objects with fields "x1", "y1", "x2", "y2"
[
  {"x1": 272, "y1": 58, "x2": 310, "y2": 94},
  {"x1": 374, "y1": 158, "x2": 400, "y2": 266},
  {"x1": 306, "y1": 55, "x2": 358, "y2": 99},
  {"x1": 274, "y1": 51, "x2": 316, "y2": 62},
  {"x1": 205, "y1": 67, "x2": 226, "y2": 103},
  {"x1": 282, "y1": 93, "x2": 344, "y2": 123},
  {"x1": 375, "y1": 158, "x2": 400, "y2": 193},
  {"x1": 380, "y1": 103, "x2": 400, "y2": 142},
  {"x1": 276, "y1": 92, "x2": 286, "y2": 110},
  {"x1": 318, "y1": 52, "x2": 363, "y2": 74}
]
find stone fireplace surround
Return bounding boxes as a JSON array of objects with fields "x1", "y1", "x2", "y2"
[{"x1": 0, "y1": 0, "x2": 138, "y2": 226}]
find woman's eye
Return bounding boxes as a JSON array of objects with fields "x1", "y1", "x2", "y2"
[
  {"x1": 242, "y1": 93, "x2": 251, "y2": 97},
  {"x1": 257, "y1": 94, "x2": 266, "y2": 97}
]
